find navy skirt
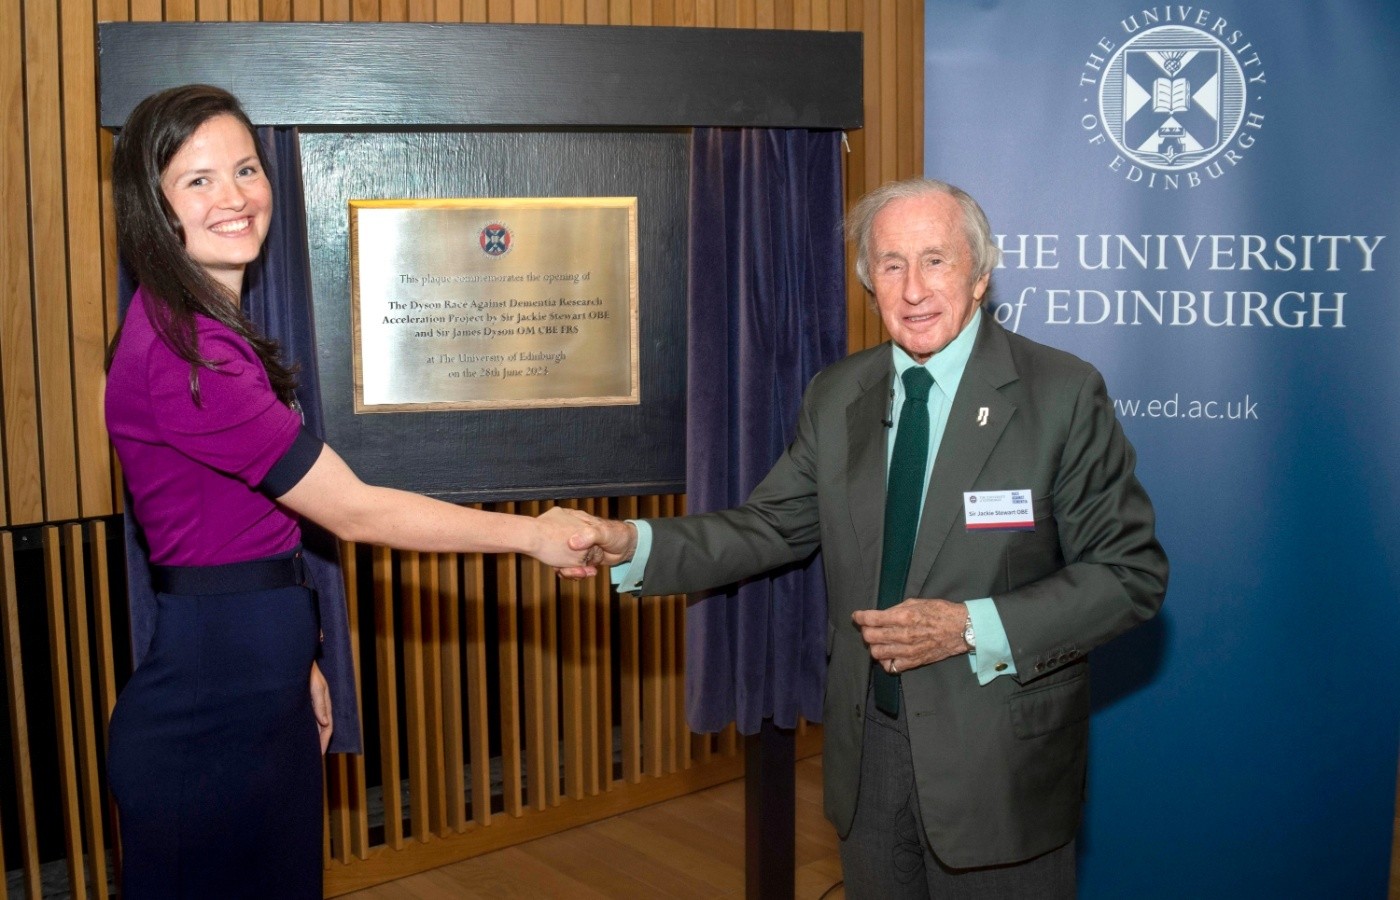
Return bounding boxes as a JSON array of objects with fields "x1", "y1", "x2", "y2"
[{"x1": 107, "y1": 574, "x2": 323, "y2": 899}]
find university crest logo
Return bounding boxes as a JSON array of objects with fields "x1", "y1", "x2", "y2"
[
  {"x1": 1080, "y1": 10, "x2": 1266, "y2": 190},
  {"x1": 1118, "y1": 43, "x2": 1224, "y2": 166},
  {"x1": 479, "y1": 223, "x2": 512, "y2": 257}
]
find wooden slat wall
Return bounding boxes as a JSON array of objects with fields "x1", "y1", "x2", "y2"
[
  {"x1": 0, "y1": 0, "x2": 923, "y2": 894},
  {"x1": 0, "y1": 524, "x2": 121, "y2": 898},
  {"x1": 320, "y1": 505, "x2": 755, "y2": 895}
]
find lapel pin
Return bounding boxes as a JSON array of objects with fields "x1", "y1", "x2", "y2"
[{"x1": 977, "y1": 407, "x2": 990, "y2": 426}]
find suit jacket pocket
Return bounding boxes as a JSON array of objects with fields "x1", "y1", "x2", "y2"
[{"x1": 1008, "y1": 664, "x2": 1089, "y2": 739}]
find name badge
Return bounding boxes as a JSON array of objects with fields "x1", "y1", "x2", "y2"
[{"x1": 964, "y1": 489, "x2": 1035, "y2": 531}]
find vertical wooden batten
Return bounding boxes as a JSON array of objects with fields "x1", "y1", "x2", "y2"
[
  {"x1": 62, "y1": 0, "x2": 114, "y2": 520},
  {"x1": 42, "y1": 529, "x2": 86, "y2": 899},
  {"x1": 1, "y1": 0, "x2": 39, "y2": 527},
  {"x1": 2, "y1": 531, "x2": 43, "y2": 898},
  {"x1": 26, "y1": 1, "x2": 79, "y2": 523}
]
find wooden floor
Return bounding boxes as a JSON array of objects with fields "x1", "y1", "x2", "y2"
[
  {"x1": 339, "y1": 756, "x2": 845, "y2": 899},
  {"x1": 335, "y1": 757, "x2": 1400, "y2": 899}
]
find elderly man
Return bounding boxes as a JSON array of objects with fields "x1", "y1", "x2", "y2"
[{"x1": 566, "y1": 178, "x2": 1167, "y2": 897}]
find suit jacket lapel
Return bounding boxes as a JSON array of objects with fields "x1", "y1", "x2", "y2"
[
  {"x1": 906, "y1": 315, "x2": 1019, "y2": 593},
  {"x1": 846, "y1": 353, "x2": 893, "y2": 582}
]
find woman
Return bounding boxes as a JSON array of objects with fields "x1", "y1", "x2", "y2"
[{"x1": 104, "y1": 84, "x2": 598, "y2": 898}]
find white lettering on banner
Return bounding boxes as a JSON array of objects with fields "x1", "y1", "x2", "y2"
[
  {"x1": 1118, "y1": 6, "x2": 1267, "y2": 83},
  {"x1": 1113, "y1": 394, "x2": 1260, "y2": 422},
  {"x1": 1030, "y1": 287, "x2": 1345, "y2": 328},
  {"x1": 988, "y1": 231, "x2": 1387, "y2": 332},
  {"x1": 997, "y1": 234, "x2": 1062, "y2": 270},
  {"x1": 1069, "y1": 234, "x2": 1386, "y2": 272},
  {"x1": 997, "y1": 234, "x2": 1386, "y2": 273},
  {"x1": 1078, "y1": 11, "x2": 1265, "y2": 191}
]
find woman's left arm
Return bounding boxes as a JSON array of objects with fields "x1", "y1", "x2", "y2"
[{"x1": 275, "y1": 442, "x2": 598, "y2": 569}]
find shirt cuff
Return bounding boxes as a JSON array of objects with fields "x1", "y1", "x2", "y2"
[
  {"x1": 609, "y1": 519, "x2": 653, "y2": 593},
  {"x1": 965, "y1": 597, "x2": 1017, "y2": 685}
]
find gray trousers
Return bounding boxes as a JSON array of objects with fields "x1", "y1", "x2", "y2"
[{"x1": 838, "y1": 682, "x2": 1077, "y2": 900}]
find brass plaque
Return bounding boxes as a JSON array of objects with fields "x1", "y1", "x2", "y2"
[{"x1": 349, "y1": 198, "x2": 640, "y2": 412}]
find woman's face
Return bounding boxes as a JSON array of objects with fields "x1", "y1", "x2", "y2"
[{"x1": 160, "y1": 113, "x2": 271, "y2": 297}]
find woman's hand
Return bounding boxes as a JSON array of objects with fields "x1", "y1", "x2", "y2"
[
  {"x1": 310, "y1": 661, "x2": 333, "y2": 754},
  {"x1": 531, "y1": 506, "x2": 608, "y2": 571},
  {"x1": 557, "y1": 511, "x2": 638, "y2": 579}
]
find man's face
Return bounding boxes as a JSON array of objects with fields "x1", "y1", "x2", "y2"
[{"x1": 868, "y1": 193, "x2": 990, "y2": 363}]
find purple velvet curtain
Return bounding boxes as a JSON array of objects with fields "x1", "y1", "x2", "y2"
[
  {"x1": 684, "y1": 128, "x2": 847, "y2": 734},
  {"x1": 119, "y1": 127, "x2": 362, "y2": 753},
  {"x1": 246, "y1": 128, "x2": 359, "y2": 753}
]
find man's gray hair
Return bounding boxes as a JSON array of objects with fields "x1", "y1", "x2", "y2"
[{"x1": 846, "y1": 178, "x2": 1001, "y2": 293}]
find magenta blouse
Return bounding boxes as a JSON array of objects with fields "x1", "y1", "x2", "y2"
[{"x1": 106, "y1": 287, "x2": 303, "y2": 566}]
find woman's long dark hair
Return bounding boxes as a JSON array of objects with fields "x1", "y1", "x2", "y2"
[{"x1": 108, "y1": 84, "x2": 297, "y2": 405}]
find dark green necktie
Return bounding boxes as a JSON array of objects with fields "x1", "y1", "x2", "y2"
[{"x1": 872, "y1": 366, "x2": 934, "y2": 716}]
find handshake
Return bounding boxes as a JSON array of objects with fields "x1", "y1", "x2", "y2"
[{"x1": 532, "y1": 507, "x2": 640, "y2": 577}]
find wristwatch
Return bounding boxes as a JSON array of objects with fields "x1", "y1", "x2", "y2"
[{"x1": 963, "y1": 614, "x2": 976, "y2": 651}]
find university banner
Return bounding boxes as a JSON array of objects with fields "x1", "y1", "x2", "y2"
[{"x1": 925, "y1": 2, "x2": 1400, "y2": 895}]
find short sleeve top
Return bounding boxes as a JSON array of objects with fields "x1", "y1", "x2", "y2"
[{"x1": 105, "y1": 287, "x2": 303, "y2": 566}]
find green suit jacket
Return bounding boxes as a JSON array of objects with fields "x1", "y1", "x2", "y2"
[{"x1": 637, "y1": 313, "x2": 1168, "y2": 868}]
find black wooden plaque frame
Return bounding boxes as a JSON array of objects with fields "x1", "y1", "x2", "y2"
[
  {"x1": 98, "y1": 23, "x2": 861, "y2": 129},
  {"x1": 297, "y1": 128, "x2": 689, "y2": 501}
]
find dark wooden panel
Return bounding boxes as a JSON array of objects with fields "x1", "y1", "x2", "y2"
[
  {"x1": 300, "y1": 129, "x2": 687, "y2": 501},
  {"x1": 98, "y1": 22, "x2": 862, "y2": 129}
]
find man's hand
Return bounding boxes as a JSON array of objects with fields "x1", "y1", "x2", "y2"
[
  {"x1": 556, "y1": 511, "x2": 638, "y2": 579},
  {"x1": 310, "y1": 661, "x2": 333, "y2": 755},
  {"x1": 853, "y1": 598, "x2": 972, "y2": 675},
  {"x1": 531, "y1": 506, "x2": 620, "y2": 572}
]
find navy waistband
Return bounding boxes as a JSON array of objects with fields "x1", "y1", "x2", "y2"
[{"x1": 152, "y1": 550, "x2": 307, "y2": 596}]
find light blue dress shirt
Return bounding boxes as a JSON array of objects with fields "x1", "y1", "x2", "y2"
[{"x1": 614, "y1": 309, "x2": 1017, "y2": 685}]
